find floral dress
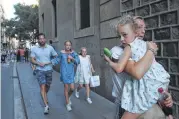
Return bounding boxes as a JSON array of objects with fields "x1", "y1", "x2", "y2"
[
  {"x1": 121, "y1": 38, "x2": 170, "y2": 113},
  {"x1": 75, "y1": 55, "x2": 92, "y2": 84},
  {"x1": 52, "y1": 50, "x2": 80, "y2": 84}
]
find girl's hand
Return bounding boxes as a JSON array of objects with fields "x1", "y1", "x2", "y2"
[
  {"x1": 104, "y1": 55, "x2": 111, "y2": 62},
  {"x1": 68, "y1": 55, "x2": 74, "y2": 60}
]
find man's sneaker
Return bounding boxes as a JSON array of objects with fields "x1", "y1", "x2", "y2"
[
  {"x1": 75, "y1": 89, "x2": 79, "y2": 98},
  {"x1": 86, "y1": 98, "x2": 92, "y2": 104},
  {"x1": 66, "y1": 104, "x2": 72, "y2": 111},
  {"x1": 44, "y1": 105, "x2": 49, "y2": 114}
]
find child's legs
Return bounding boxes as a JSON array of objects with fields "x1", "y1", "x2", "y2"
[
  {"x1": 77, "y1": 84, "x2": 83, "y2": 91},
  {"x1": 68, "y1": 83, "x2": 74, "y2": 97},
  {"x1": 85, "y1": 84, "x2": 90, "y2": 98},
  {"x1": 121, "y1": 111, "x2": 140, "y2": 119},
  {"x1": 64, "y1": 84, "x2": 69, "y2": 104}
]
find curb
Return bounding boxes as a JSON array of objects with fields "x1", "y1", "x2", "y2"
[{"x1": 14, "y1": 63, "x2": 28, "y2": 119}]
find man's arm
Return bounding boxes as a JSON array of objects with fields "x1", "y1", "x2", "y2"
[
  {"x1": 124, "y1": 42, "x2": 157, "y2": 79},
  {"x1": 31, "y1": 57, "x2": 39, "y2": 65}
]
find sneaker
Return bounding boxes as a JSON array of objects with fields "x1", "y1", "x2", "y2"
[
  {"x1": 75, "y1": 89, "x2": 79, "y2": 98},
  {"x1": 44, "y1": 105, "x2": 49, "y2": 114},
  {"x1": 66, "y1": 104, "x2": 72, "y2": 111},
  {"x1": 86, "y1": 98, "x2": 92, "y2": 104}
]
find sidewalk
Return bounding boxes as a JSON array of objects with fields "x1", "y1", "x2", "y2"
[{"x1": 17, "y1": 63, "x2": 116, "y2": 119}]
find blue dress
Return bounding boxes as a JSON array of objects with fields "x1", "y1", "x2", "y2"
[{"x1": 52, "y1": 51, "x2": 80, "y2": 84}]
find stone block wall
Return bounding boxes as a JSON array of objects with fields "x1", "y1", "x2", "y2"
[{"x1": 100, "y1": 0, "x2": 179, "y2": 118}]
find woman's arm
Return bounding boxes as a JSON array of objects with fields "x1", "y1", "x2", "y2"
[{"x1": 124, "y1": 42, "x2": 157, "y2": 79}]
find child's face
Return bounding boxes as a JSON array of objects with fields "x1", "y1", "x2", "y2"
[
  {"x1": 65, "y1": 42, "x2": 72, "y2": 51},
  {"x1": 81, "y1": 48, "x2": 87, "y2": 57},
  {"x1": 118, "y1": 24, "x2": 136, "y2": 44}
]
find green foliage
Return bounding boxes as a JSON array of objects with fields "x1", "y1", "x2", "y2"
[{"x1": 2, "y1": 3, "x2": 39, "y2": 41}]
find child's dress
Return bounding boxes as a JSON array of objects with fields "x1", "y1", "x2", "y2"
[
  {"x1": 52, "y1": 50, "x2": 80, "y2": 84},
  {"x1": 75, "y1": 55, "x2": 92, "y2": 84},
  {"x1": 121, "y1": 38, "x2": 170, "y2": 113}
]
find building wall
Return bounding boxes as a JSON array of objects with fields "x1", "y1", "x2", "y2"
[
  {"x1": 39, "y1": 0, "x2": 179, "y2": 118},
  {"x1": 0, "y1": 4, "x2": 6, "y2": 50}
]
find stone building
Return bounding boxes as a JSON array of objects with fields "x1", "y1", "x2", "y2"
[
  {"x1": 0, "y1": 4, "x2": 5, "y2": 49},
  {"x1": 39, "y1": 0, "x2": 179, "y2": 118}
]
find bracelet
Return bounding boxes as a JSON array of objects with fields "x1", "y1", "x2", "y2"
[{"x1": 148, "y1": 48, "x2": 157, "y2": 55}]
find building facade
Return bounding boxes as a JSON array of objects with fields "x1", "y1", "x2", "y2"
[
  {"x1": 0, "y1": 4, "x2": 5, "y2": 50},
  {"x1": 39, "y1": 0, "x2": 179, "y2": 118}
]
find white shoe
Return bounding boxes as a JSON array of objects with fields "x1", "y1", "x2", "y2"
[
  {"x1": 66, "y1": 104, "x2": 72, "y2": 111},
  {"x1": 75, "y1": 89, "x2": 79, "y2": 98},
  {"x1": 44, "y1": 105, "x2": 49, "y2": 114},
  {"x1": 86, "y1": 98, "x2": 92, "y2": 104}
]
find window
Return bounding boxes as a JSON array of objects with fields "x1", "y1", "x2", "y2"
[
  {"x1": 42, "y1": 13, "x2": 44, "y2": 32},
  {"x1": 80, "y1": 0, "x2": 90, "y2": 29},
  {"x1": 52, "y1": 0, "x2": 57, "y2": 37},
  {"x1": 74, "y1": 0, "x2": 95, "y2": 38}
]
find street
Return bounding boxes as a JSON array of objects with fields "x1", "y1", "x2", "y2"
[{"x1": 1, "y1": 63, "x2": 14, "y2": 119}]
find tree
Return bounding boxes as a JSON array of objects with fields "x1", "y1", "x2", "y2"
[{"x1": 2, "y1": 3, "x2": 39, "y2": 41}]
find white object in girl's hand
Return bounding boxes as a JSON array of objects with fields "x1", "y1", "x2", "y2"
[{"x1": 90, "y1": 75, "x2": 100, "y2": 87}]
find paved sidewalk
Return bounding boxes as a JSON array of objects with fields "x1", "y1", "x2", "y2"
[{"x1": 17, "y1": 63, "x2": 116, "y2": 119}]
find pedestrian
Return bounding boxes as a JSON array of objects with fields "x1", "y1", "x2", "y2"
[
  {"x1": 49, "y1": 40, "x2": 56, "y2": 51},
  {"x1": 74, "y1": 47, "x2": 95, "y2": 104},
  {"x1": 19, "y1": 47, "x2": 25, "y2": 62},
  {"x1": 16, "y1": 49, "x2": 20, "y2": 62},
  {"x1": 31, "y1": 33, "x2": 58, "y2": 114},
  {"x1": 104, "y1": 15, "x2": 172, "y2": 119},
  {"x1": 51, "y1": 40, "x2": 80, "y2": 111},
  {"x1": 25, "y1": 48, "x2": 29, "y2": 62},
  {"x1": 1, "y1": 50, "x2": 6, "y2": 63}
]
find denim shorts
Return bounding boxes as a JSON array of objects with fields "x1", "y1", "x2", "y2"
[{"x1": 36, "y1": 70, "x2": 53, "y2": 87}]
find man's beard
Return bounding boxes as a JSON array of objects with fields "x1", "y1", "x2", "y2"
[{"x1": 38, "y1": 42, "x2": 45, "y2": 46}]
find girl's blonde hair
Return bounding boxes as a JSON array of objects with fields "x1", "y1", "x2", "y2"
[{"x1": 116, "y1": 15, "x2": 138, "y2": 35}]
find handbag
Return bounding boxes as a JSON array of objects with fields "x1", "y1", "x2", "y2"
[{"x1": 90, "y1": 75, "x2": 100, "y2": 87}]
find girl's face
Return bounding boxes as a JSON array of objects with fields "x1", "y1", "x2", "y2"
[
  {"x1": 81, "y1": 48, "x2": 87, "y2": 57},
  {"x1": 65, "y1": 42, "x2": 72, "y2": 51},
  {"x1": 118, "y1": 24, "x2": 136, "y2": 44}
]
